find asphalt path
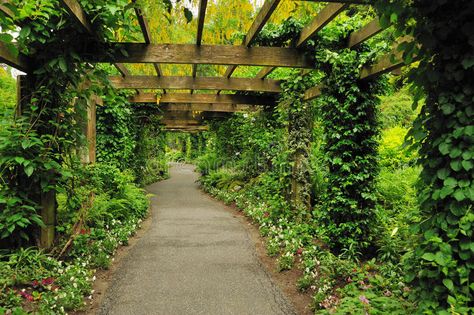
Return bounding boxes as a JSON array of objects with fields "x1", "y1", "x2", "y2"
[{"x1": 98, "y1": 163, "x2": 296, "y2": 315}]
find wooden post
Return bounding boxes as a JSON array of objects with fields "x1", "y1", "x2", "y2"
[
  {"x1": 288, "y1": 99, "x2": 313, "y2": 220},
  {"x1": 80, "y1": 94, "x2": 99, "y2": 164},
  {"x1": 40, "y1": 189, "x2": 56, "y2": 248}
]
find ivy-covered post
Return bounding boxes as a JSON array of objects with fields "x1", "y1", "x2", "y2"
[
  {"x1": 282, "y1": 74, "x2": 315, "y2": 220},
  {"x1": 318, "y1": 49, "x2": 385, "y2": 254},
  {"x1": 374, "y1": 1, "x2": 474, "y2": 311}
]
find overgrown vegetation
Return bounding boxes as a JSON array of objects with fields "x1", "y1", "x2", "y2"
[{"x1": 0, "y1": 0, "x2": 472, "y2": 314}]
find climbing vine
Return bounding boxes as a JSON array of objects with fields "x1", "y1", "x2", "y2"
[{"x1": 374, "y1": 0, "x2": 474, "y2": 312}]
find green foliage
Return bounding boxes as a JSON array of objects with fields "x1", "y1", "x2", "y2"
[
  {"x1": 379, "y1": 89, "x2": 418, "y2": 129},
  {"x1": 316, "y1": 47, "x2": 387, "y2": 254},
  {"x1": 96, "y1": 89, "x2": 136, "y2": 170},
  {"x1": 375, "y1": 1, "x2": 474, "y2": 312},
  {"x1": 0, "y1": 67, "x2": 16, "y2": 121},
  {"x1": 378, "y1": 126, "x2": 417, "y2": 169}
]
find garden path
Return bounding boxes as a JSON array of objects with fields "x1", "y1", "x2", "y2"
[{"x1": 98, "y1": 163, "x2": 296, "y2": 315}]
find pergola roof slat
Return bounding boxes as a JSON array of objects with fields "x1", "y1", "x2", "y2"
[
  {"x1": 348, "y1": 18, "x2": 383, "y2": 48},
  {"x1": 222, "y1": 0, "x2": 281, "y2": 79},
  {"x1": 296, "y1": 3, "x2": 349, "y2": 47},
  {"x1": 58, "y1": 0, "x2": 93, "y2": 34},
  {"x1": 109, "y1": 75, "x2": 282, "y2": 93}
]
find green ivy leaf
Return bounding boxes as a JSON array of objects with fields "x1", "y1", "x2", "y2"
[
  {"x1": 442, "y1": 279, "x2": 454, "y2": 291},
  {"x1": 24, "y1": 165, "x2": 34, "y2": 177}
]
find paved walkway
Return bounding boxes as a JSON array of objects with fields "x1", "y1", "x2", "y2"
[{"x1": 98, "y1": 163, "x2": 296, "y2": 315}]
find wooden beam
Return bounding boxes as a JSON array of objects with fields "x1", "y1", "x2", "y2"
[
  {"x1": 256, "y1": 66, "x2": 276, "y2": 79},
  {"x1": 114, "y1": 63, "x2": 130, "y2": 76},
  {"x1": 259, "y1": 3, "x2": 347, "y2": 81},
  {"x1": 161, "y1": 119, "x2": 203, "y2": 125},
  {"x1": 132, "y1": 0, "x2": 151, "y2": 44},
  {"x1": 109, "y1": 76, "x2": 282, "y2": 93},
  {"x1": 195, "y1": 0, "x2": 208, "y2": 46},
  {"x1": 165, "y1": 126, "x2": 209, "y2": 131},
  {"x1": 91, "y1": 43, "x2": 312, "y2": 68},
  {"x1": 348, "y1": 18, "x2": 383, "y2": 48},
  {"x1": 0, "y1": 42, "x2": 30, "y2": 72},
  {"x1": 297, "y1": 3, "x2": 348, "y2": 47},
  {"x1": 161, "y1": 111, "x2": 229, "y2": 119},
  {"x1": 192, "y1": 0, "x2": 208, "y2": 93},
  {"x1": 58, "y1": 0, "x2": 93, "y2": 34},
  {"x1": 129, "y1": 93, "x2": 274, "y2": 105},
  {"x1": 303, "y1": 85, "x2": 322, "y2": 101},
  {"x1": 223, "y1": 0, "x2": 281, "y2": 78},
  {"x1": 360, "y1": 48, "x2": 404, "y2": 80},
  {"x1": 0, "y1": 1, "x2": 14, "y2": 19},
  {"x1": 161, "y1": 103, "x2": 258, "y2": 113}
]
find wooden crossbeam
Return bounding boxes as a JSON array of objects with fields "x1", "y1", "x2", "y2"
[
  {"x1": 161, "y1": 119, "x2": 203, "y2": 126},
  {"x1": 129, "y1": 93, "x2": 274, "y2": 105},
  {"x1": 161, "y1": 111, "x2": 229, "y2": 119},
  {"x1": 58, "y1": 0, "x2": 93, "y2": 34},
  {"x1": 297, "y1": 3, "x2": 349, "y2": 47},
  {"x1": 192, "y1": 0, "x2": 208, "y2": 79},
  {"x1": 348, "y1": 18, "x2": 383, "y2": 48},
  {"x1": 359, "y1": 48, "x2": 404, "y2": 80},
  {"x1": 296, "y1": 0, "x2": 370, "y2": 3},
  {"x1": 160, "y1": 103, "x2": 258, "y2": 113},
  {"x1": 165, "y1": 126, "x2": 209, "y2": 131},
  {"x1": 0, "y1": 42, "x2": 30, "y2": 72},
  {"x1": 223, "y1": 0, "x2": 281, "y2": 79},
  {"x1": 109, "y1": 76, "x2": 282, "y2": 92},
  {"x1": 91, "y1": 43, "x2": 312, "y2": 68}
]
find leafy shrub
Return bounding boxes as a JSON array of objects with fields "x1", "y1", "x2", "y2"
[
  {"x1": 379, "y1": 89, "x2": 418, "y2": 129},
  {"x1": 378, "y1": 126, "x2": 417, "y2": 169},
  {"x1": 195, "y1": 152, "x2": 225, "y2": 175}
]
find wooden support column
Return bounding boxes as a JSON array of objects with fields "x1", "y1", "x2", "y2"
[
  {"x1": 18, "y1": 75, "x2": 57, "y2": 248},
  {"x1": 40, "y1": 189, "x2": 56, "y2": 248},
  {"x1": 81, "y1": 95, "x2": 99, "y2": 164}
]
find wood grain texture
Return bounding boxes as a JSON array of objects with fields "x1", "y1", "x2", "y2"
[
  {"x1": 95, "y1": 44, "x2": 312, "y2": 68},
  {"x1": 109, "y1": 76, "x2": 282, "y2": 93},
  {"x1": 0, "y1": 42, "x2": 30, "y2": 72},
  {"x1": 256, "y1": 66, "x2": 276, "y2": 79},
  {"x1": 132, "y1": 0, "x2": 151, "y2": 44},
  {"x1": 58, "y1": 0, "x2": 93, "y2": 34},
  {"x1": 303, "y1": 85, "x2": 322, "y2": 101},
  {"x1": 129, "y1": 93, "x2": 274, "y2": 105},
  {"x1": 220, "y1": 0, "x2": 281, "y2": 80},
  {"x1": 348, "y1": 18, "x2": 383, "y2": 48},
  {"x1": 297, "y1": 3, "x2": 348, "y2": 47},
  {"x1": 360, "y1": 48, "x2": 404, "y2": 80}
]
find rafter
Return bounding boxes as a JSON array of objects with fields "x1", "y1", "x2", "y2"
[
  {"x1": 222, "y1": 0, "x2": 281, "y2": 79},
  {"x1": 192, "y1": 0, "x2": 208, "y2": 79},
  {"x1": 297, "y1": 3, "x2": 349, "y2": 47},
  {"x1": 89, "y1": 43, "x2": 312, "y2": 69},
  {"x1": 109, "y1": 76, "x2": 282, "y2": 93},
  {"x1": 258, "y1": 3, "x2": 348, "y2": 80},
  {"x1": 348, "y1": 18, "x2": 383, "y2": 48},
  {"x1": 0, "y1": 42, "x2": 30, "y2": 72},
  {"x1": 58, "y1": 0, "x2": 93, "y2": 34},
  {"x1": 129, "y1": 93, "x2": 274, "y2": 106},
  {"x1": 359, "y1": 48, "x2": 405, "y2": 80}
]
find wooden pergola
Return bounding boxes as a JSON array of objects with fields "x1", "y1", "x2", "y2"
[
  {"x1": 1, "y1": 0, "x2": 408, "y2": 132},
  {"x1": 0, "y1": 0, "x2": 413, "y2": 248}
]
